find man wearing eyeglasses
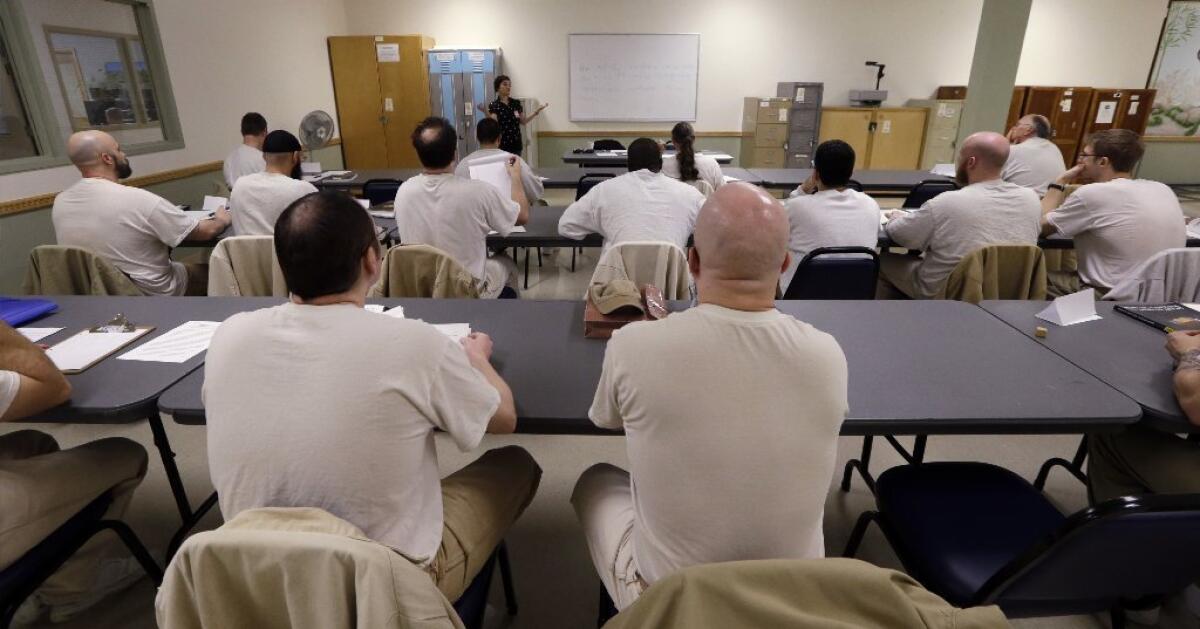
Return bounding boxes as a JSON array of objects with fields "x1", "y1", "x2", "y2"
[
  {"x1": 1040, "y1": 129, "x2": 1185, "y2": 296},
  {"x1": 1002, "y1": 114, "x2": 1065, "y2": 196}
]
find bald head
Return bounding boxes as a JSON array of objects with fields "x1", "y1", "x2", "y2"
[
  {"x1": 955, "y1": 131, "x2": 1009, "y2": 184},
  {"x1": 67, "y1": 131, "x2": 116, "y2": 169},
  {"x1": 693, "y1": 182, "x2": 789, "y2": 284},
  {"x1": 1021, "y1": 114, "x2": 1052, "y2": 139}
]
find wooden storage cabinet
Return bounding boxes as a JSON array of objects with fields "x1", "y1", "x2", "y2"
[{"x1": 818, "y1": 107, "x2": 928, "y2": 170}]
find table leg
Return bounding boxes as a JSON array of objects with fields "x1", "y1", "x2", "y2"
[
  {"x1": 166, "y1": 491, "x2": 219, "y2": 563},
  {"x1": 524, "y1": 248, "x2": 531, "y2": 290},
  {"x1": 147, "y1": 412, "x2": 192, "y2": 524}
]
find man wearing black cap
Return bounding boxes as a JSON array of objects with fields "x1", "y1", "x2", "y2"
[{"x1": 228, "y1": 130, "x2": 318, "y2": 236}]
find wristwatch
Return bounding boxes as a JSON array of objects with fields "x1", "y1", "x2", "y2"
[{"x1": 1047, "y1": 183, "x2": 1066, "y2": 192}]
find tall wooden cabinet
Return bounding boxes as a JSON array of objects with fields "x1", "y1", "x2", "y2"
[
  {"x1": 328, "y1": 35, "x2": 434, "y2": 169},
  {"x1": 819, "y1": 108, "x2": 928, "y2": 170},
  {"x1": 1081, "y1": 89, "x2": 1156, "y2": 139},
  {"x1": 1021, "y1": 86, "x2": 1095, "y2": 165}
]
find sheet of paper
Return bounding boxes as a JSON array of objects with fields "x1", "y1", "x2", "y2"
[
  {"x1": 355, "y1": 198, "x2": 370, "y2": 209},
  {"x1": 365, "y1": 305, "x2": 405, "y2": 318},
  {"x1": 722, "y1": 175, "x2": 741, "y2": 183},
  {"x1": 18, "y1": 327, "x2": 62, "y2": 342},
  {"x1": 202, "y1": 195, "x2": 227, "y2": 212},
  {"x1": 376, "y1": 43, "x2": 400, "y2": 63},
  {"x1": 47, "y1": 329, "x2": 150, "y2": 372},
  {"x1": 1036, "y1": 289, "x2": 1101, "y2": 326},
  {"x1": 364, "y1": 304, "x2": 385, "y2": 313},
  {"x1": 1185, "y1": 304, "x2": 1200, "y2": 314},
  {"x1": 488, "y1": 226, "x2": 527, "y2": 235},
  {"x1": 117, "y1": 321, "x2": 220, "y2": 363},
  {"x1": 930, "y1": 163, "x2": 955, "y2": 177},
  {"x1": 184, "y1": 210, "x2": 213, "y2": 222},
  {"x1": 369, "y1": 209, "x2": 394, "y2": 219},
  {"x1": 432, "y1": 323, "x2": 471, "y2": 341},
  {"x1": 469, "y1": 161, "x2": 512, "y2": 197},
  {"x1": 301, "y1": 162, "x2": 322, "y2": 175},
  {"x1": 1095, "y1": 101, "x2": 1117, "y2": 124}
]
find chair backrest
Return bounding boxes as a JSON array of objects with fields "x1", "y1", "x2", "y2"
[
  {"x1": 362, "y1": 179, "x2": 402, "y2": 207},
  {"x1": 593, "y1": 139, "x2": 624, "y2": 151},
  {"x1": 605, "y1": 558, "x2": 1008, "y2": 629},
  {"x1": 684, "y1": 178, "x2": 715, "y2": 198},
  {"x1": 846, "y1": 179, "x2": 864, "y2": 193},
  {"x1": 576, "y1": 173, "x2": 615, "y2": 201},
  {"x1": 156, "y1": 508, "x2": 463, "y2": 629},
  {"x1": 590, "y1": 241, "x2": 691, "y2": 300},
  {"x1": 208, "y1": 236, "x2": 287, "y2": 297},
  {"x1": 977, "y1": 493, "x2": 1200, "y2": 618},
  {"x1": 783, "y1": 247, "x2": 880, "y2": 300},
  {"x1": 936, "y1": 244, "x2": 1046, "y2": 303},
  {"x1": 369, "y1": 244, "x2": 480, "y2": 299},
  {"x1": 902, "y1": 179, "x2": 958, "y2": 208},
  {"x1": 1104, "y1": 248, "x2": 1200, "y2": 302},
  {"x1": 23, "y1": 245, "x2": 144, "y2": 296}
]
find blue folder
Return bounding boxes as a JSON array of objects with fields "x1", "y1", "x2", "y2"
[{"x1": 0, "y1": 298, "x2": 58, "y2": 327}]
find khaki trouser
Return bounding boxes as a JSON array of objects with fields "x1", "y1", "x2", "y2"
[
  {"x1": 183, "y1": 262, "x2": 209, "y2": 296},
  {"x1": 1088, "y1": 426, "x2": 1200, "y2": 504},
  {"x1": 480, "y1": 254, "x2": 519, "y2": 299},
  {"x1": 878, "y1": 252, "x2": 923, "y2": 299},
  {"x1": 431, "y1": 445, "x2": 541, "y2": 601},
  {"x1": 0, "y1": 430, "x2": 148, "y2": 605},
  {"x1": 570, "y1": 463, "x2": 649, "y2": 610}
]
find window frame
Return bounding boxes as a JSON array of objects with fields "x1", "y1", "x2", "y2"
[
  {"x1": 44, "y1": 26, "x2": 160, "y2": 131},
  {"x1": 0, "y1": 0, "x2": 183, "y2": 176}
]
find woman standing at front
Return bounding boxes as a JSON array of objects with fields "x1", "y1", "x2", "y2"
[{"x1": 484, "y1": 75, "x2": 548, "y2": 156}]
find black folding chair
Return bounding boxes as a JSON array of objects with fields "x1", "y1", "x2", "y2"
[
  {"x1": 782, "y1": 247, "x2": 879, "y2": 300},
  {"x1": 847, "y1": 179, "x2": 864, "y2": 192},
  {"x1": 362, "y1": 179, "x2": 402, "y2": 207},
  {"x1": 0, "y1": 492, "x2": 162, "y2": 629},
  {"x1": 845, "y1": 462, "x2": 1200, "y2": 628},
  {"x1": 593, "y1": 139, "x2": 624, "y2": 151},
  {"x1": 563, "y1": 173, "x2": 616, "y2": 274},
  {"x1": 902, "y1": 179, "x2": 958, "y2": 208}
]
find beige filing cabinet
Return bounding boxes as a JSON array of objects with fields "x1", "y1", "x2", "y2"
[
  {"x1": 907, "y1": 99, "x2": 964, "y2": 169},
  {"x1": 819, "y1": 108, "x2": 928, "y2": 170},
  {"x1": 740, "y1": 97, "x2": 791, "y2": 167}
]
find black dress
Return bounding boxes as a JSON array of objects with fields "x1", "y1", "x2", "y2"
[{"x1": 488, "y1": 98, "x2": 523, "y2": 155}]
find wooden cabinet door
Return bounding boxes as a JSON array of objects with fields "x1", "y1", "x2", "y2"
[
  {"x1": 1085, "y1": 89, "x2": 1124, "y2": 136},
  {"x1": 868, "y1": 109, "x2": 927, "y2": 169},
  {"x1": 1006, "y1": 86, "x2": 1028, "y2": 131},
  {"x1": 1117, "y1": 89, "x2": 1155, "y2": 134},
  {"x1": 376, "y1": 35, "x2": 434, "y2": 168},
  {"x1": 819, "y1": 109, "x2": 873, "y2": 162},
  {"x1": 328, "y1": 37, "x2": 388, "y2": 170}
]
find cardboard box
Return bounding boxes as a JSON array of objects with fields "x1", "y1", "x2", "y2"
[{"x1": 754, "y1": 123, "x2": 788, "y2": 148}]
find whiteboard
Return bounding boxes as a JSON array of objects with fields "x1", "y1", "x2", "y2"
[{"x1": 569, "y1": 33, "x2": 699, "y2": 122}]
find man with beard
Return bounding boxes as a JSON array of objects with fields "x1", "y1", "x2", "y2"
[
  {"x1": 879, "y1": 131, "x2": 1041, "y2": 299},
  {"x1": 228, "y1": 130, "x2": 318, "y2": 236},
  {"x1": 52, "y1": 130, "x2": 231, "y2": 296}
]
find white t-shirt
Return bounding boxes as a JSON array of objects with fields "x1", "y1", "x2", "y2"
[
  {"x1": 223, "y1": 144, "x2": 265, "y2": 189},
  {"x1": 393, "y1": 174, "x2": 520, "y2": 281},
  {"x1": 661, "y1": 153, "x2": 724, "y2": 193},
  {"x1": 782, "y1": 189, "x2": 882, "y2": 290},
  {"x1": 1001, "y1": 137, "x2": 1066, "y2": 196},
  {"x1": 559, "y1": 169, "x2": 705, "y2": 256},
  {"x1": 455, "y1": 148, "x2": 544, "y2": 204},
  {"x1": 0, "y1": 370, "x2": 19, "y2": 417},
  {"x1": 591, "y1": 304, "x2": 847, "y2": 584},
  {"x1": 229, "y1": 172, "x2": 318, "y2": 236},
  {"x1": 885, "y1": 179, "x2": 1041, "y2": 299},
  {"x1": 204, "y1": 303, "x2": 500, "y2": 564},
  {"x1": 52, "y1": 178, "x2": 199, "y2": 296},
  {"x1": 1046, "y1": 178, "x2": 1186, "y2": 290}
]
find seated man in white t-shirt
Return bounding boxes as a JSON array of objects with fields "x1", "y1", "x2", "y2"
[
  {"x1": 52, "y1": 131, "x2": 232, "y2": 296},
  {"x1": 229, "y1": 130, "x2": 318, "y2": 235},
  {"x1": 781, "y1": 139, "x2": 881, "y2": 291},
  {"x1": 1002, "y1": 114, "x2": 1067, "y2": 197},
  {"x1": 394, "y1": 117, "x2": 530, "y2": 298},
  {"x1": 204, "y1": 191, "x2": 541, "y2": 601},
  {"x1": 660, "y1": 122, "x2": 724, "y2": 193},
  {"x1": 881, "y1": 132, "x2": 1041, "y2": 299},
  {"x1": 559, "y1": 138, "x2": 706, "y2": 257},
  {"x1": 223, "y1": 112, "x2": 267, "y2": 189},
  {"x1": 1042, "y1": 129, "x2": 1186, "y2": 296},
  {"x1": 455, "y1": 117, "x2": 543, "y2": 204},
  {"x1": 571, "y1": 182, "x2": 848, "y2": 609},
  {"x1": 0, "y1": 324, "x2": 149, "y2": 624}
]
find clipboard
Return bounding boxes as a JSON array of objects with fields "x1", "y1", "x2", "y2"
[{"x1": 46, "y1": 326, "x2": 155, "y2": 374}]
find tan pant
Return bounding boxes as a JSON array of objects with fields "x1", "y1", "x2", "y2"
[
  {"x1": 0, "y1": 430, "x2": 148, "y2": 605},
  {"x1": 1088, "y1": 426, "x2": 1200, "y2": 503},
  {"x1": 183, "y1": 262, "x2": 209, "y2": 296},
  {"x1": 570, "y1": 463, "x2": 648, "y2": 610},
  {"x1": 431, "y1": 445, "x2": 541, "y2": 601},
  {"x1": 480, "y1": 254, "x2": 519, "y2": 299},
  {"x1": 878, "y1": 252, "x2": 923, "y2": 299}
]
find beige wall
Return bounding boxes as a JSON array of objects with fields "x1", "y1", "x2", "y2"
[{"x1": 0, "y1": 0, "x2": 349, "y2": 203}]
